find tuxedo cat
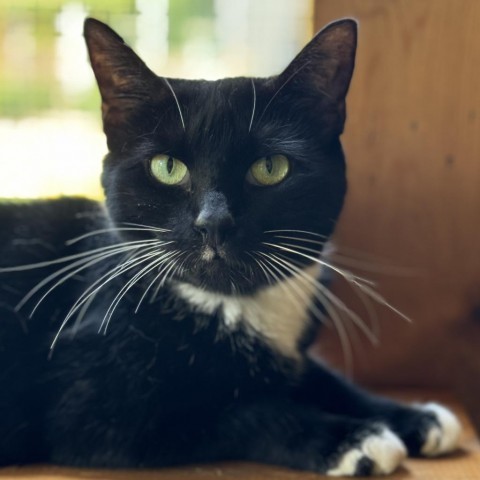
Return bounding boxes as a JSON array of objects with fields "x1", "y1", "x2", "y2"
[{"x1": 0, "y1": 18, "x2": 460, "y2": 476}]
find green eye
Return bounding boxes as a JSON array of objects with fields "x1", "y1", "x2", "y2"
[
  {"x1": 248, "y1": 155, "x2": 290, "y2": 186},
  {"x1": 150, "y1": 154, "x2": 188, "y2": 185}
]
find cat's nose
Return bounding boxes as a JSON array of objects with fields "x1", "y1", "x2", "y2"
[{"x1": 194, "y1": 191, "x2": 235, "y2": 246}]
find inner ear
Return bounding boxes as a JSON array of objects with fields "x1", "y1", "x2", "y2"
[
  {"x1": 84, "y1": 18, "x2": 159, "y2": 149},
  {"x1": 279, "y1": 19, "x2": 357, "y2": 102}
]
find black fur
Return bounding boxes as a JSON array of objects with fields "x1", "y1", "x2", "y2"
[{"x1": 0, "y1": 18, "x2": 456, "y2": 475}]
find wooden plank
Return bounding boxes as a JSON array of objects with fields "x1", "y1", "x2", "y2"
[{"x1": 310, "y1": 0, "x2": 480, "y2": 398}]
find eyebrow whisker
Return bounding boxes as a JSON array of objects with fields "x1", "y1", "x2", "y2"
[{"x1": 162, "y1": 77, "x2": 186, "y2": 131}]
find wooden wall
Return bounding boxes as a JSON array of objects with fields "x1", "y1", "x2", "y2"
[{"x1": 313, "y1": 0, "x2": 480, "y2": 420}]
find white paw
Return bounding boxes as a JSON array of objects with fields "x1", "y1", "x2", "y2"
[
  {"x1": 418, "y1": 403, "x2": 461, "y2": 456},
  {"x1": 327, "y1": 426, "x2": 407, "y2": 476}
]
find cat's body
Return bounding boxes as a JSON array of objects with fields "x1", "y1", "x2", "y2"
[{"x1": 0, "y1": 19, "x2": 461, "y2": 476}]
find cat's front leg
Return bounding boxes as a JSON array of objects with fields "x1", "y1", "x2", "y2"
[
  {"x1": 210, "y1": 399, "x2": 406, "y2": 476},
  {"x1": 295, "y1": 361, "x2": 461, "y2": 458}
]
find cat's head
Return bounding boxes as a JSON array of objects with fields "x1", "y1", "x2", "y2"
[{"x1": 84, "y1": 18, "x2": 357, "y2": 295}]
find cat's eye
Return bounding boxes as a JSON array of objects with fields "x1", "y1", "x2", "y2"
[
  {"x1": 150, "y1": 154, "x2": 188, "y2": 186},
  {"x1": 247, "y1": 155, "x2": 290, "y2": 186}
]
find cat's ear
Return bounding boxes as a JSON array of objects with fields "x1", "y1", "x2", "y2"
[
  {"x1": 84, "y1": 18, "x2": 158, "y2": 149},
  {"x1": 280, "y1": 19, "x2": 357, "y2": 104}
]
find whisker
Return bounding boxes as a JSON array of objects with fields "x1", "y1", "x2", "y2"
[
  {"x1": 68, "y1": 291, "x2": 97, "y2": 339},
  {"x1": 329, "y1": 251, "x2": 420, "y2": 276},
  {"x1": 100, "y1": 250, "x2": 179, "y2": 334},
  {"x1": 122, "y1": 222, "x2": 171, "y2": 232},
  {"x1": 248, "y1": 78, "x2": 256, "y2": 132},
  {"x1": 269, "y1": 235, "x2": 326, "y2": 246},
  {"x1": 66, "y1": 227, "x2": 168, "y2": 246},
  {"x1": 271, "y1": 252, "x2": 378, "y2": 345},
  {"x1": 265, "y1": 229, "x2": 328, "y2": 239},
  {"x1": 264, "y1": 241, "x2": 411, "y2": 324},
  {"x1": 257, "y1": 251, "x2": 354, "y2": 373},
  {"x1": 162, "y1": 77, "x2": 185, "y2": 131},
  {"x1": 50, "y1": 247, "x2": 166, "y2": 349},
  {"x1": 58, "y1": 249, "x2": 163, "y2": 330},
  {"x1": 256, "y1": 61, "x2": 313, "y2": 125},
  {"x1": 350, "y1": 281, "x2": 412, "y2": 324},
  {"x1": 17, "y1": 241, "x2": 165, "y2": 314},
  {"x1": 135, "y1": 251, "x2": 181, "y2": 313},
  {"x1": 148, "y1": 250, "x2": 195, "y2": 304},
  {"x1": 246, "y1": 252, "x2": 274, "y2": 287},
  {"x1": 255, "y1": 251, "x2": 327, "y2": 323},
  {"x1": 251, "y1": 252, "x2": 308, "y2": 321},
  {"x1": 0, "y1": 238, "x2": 161, "y2": 273},
  {"x1": 263, "y1": 241, "x2": 373, "y2": 285}
]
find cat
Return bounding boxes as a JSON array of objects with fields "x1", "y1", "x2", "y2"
[{"x1": 0, "y1": 17, "x2": 461, "y2": 476}]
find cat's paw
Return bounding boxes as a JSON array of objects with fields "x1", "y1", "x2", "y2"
[
  {"x1": 326, "y1": 425, "x2": 407, "y2": 477},
  {"x1": 392, "y1": 401, "x2": 462, "y2": 457},
  {"x1": 416, "y1": 403, "x2": 461, "y2": 457}
]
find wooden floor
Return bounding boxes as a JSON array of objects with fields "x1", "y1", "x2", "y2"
[{"x1": 1, "y1": 392, "x2": 478, "y2": 479}]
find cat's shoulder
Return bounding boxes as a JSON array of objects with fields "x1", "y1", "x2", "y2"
[
  {"x1": 0, "y1": 197, "x2": 107, "y2": 260},
  {"x1": 0, "y1": 196, "x2": 102, "y2": 216},
  {"x1": 0, "y1": 196, "x2": 104, "y2": 224}
]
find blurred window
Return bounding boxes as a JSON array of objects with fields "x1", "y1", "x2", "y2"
[{"x1": 0, "y1": 0, "x2": 312, "y2": 199}]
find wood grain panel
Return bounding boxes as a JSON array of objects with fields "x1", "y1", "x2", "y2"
[{"x1": 312, "y1": 0, "x2": 480, "y2": 395}]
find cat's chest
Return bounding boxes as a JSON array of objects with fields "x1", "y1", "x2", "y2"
[{"x1": 174, "y1": 263, "x2": 321, "y2": 362}]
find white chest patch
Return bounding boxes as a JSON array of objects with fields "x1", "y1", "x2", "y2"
[{"x1": 174, "y1": 264, "x2": 322, "y2": 361}]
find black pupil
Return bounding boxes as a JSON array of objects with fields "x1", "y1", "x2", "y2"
[
  {"x1": 167, "y1": 157, "x2": 174, "y2": 174},
  {"x1": 265, "y1": 156, "x2": 273, "y2": 174}
]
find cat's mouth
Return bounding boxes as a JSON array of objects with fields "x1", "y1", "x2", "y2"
[{"x1": 178, "y1": 244, "x2": 260, "y2": 294}]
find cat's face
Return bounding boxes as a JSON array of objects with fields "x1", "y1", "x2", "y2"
[{"x1": 84, "y1": 19, "x2": 356, "y2": 294}]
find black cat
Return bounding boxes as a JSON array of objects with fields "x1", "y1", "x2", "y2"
[{"x1": 0, "y1": 18, "x2": 460, "y2": 476}]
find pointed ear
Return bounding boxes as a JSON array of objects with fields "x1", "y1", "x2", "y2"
[
  {"x1": 280, "y1": 19, "x2": 357, "y2": 103},
  {"x1": 84, "y1": 18, "x2": 158, "y2": 149}
]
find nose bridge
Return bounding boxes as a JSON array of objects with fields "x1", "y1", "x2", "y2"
[
  {"x1": 194, "y1": 190, "x2": 235, "y2": 244},
  {"x1": 198, "y1": 191, "x2": 229, "y2": 220}
]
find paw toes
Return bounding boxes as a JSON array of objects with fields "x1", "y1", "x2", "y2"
[
  {"x1": 418, "y1": 403, "x2": 461, "y2": 456},
  {"x1": 327, "y1": 426, "x2": 406, "y2": 477},
  {"x1": 362, "y1": 428, "x2": 407, "y2": 475}
]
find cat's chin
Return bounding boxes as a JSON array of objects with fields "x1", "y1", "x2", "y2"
[{"x1": 179, "y1": 255, "x2": 262, "y2": 296}]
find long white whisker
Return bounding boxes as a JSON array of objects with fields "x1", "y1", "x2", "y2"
[
  {"x1": 50, "y1": 248, "x2": 165, "y2": 349},
  {"x1": 135, "y1": 251, "x2": 181, "y2": 313},
  {"x1": 122, "y1": 222, "x2": 171, "y2": 232},
  {"x1": 265, "y1": 242, "x2": 411, "y2": 324},
  {"x1": 330, "y1": 252, "x2": 419, "y2": 276},
  {"x1": 265, "y1": 229, "x2": 328, "y2": 239},
  {"x1": 162, "y1": 77, "x2": 185, "y2": 131},
  {"x1": 256, "y1": 252, "x2": 328, "y2": 323},
  {"x1": 248, "y1": 78, "x2": 256, "y2": 132},
  {"x1": 257, "y1": 61, "x2": 313, "y2": 124},
  {"x1": 252, "y1": 253, "x2": 308, "y2": 320},
  {"x1": 258, "y1": 251, "x2": 353, "y2": 373},
  {"x1": 0, "y1": 238, "x2": 160, "y2": 273},
  {"x1": 59, "y1": 249, "x2": 162, "y2": 329},
  {"x1": 100, "y1": 250, "x2": 178, "y2": 334},
  {"x1": 271, "y1": 252, "x2": 378, "y2": 345},
  {"x1": 149, "y1": 251, "x2": 194, "y2": 304},
  {"x1": 66, "y1": 227, "x2": 168, "y2": 246},
  {"x1": 68, "y1": 291, "x2": 97, "y2": 340},
  {"x1": 350, "y1": 281, "x2": 412, "y2": 323},
  {"x1": 246, "y1": 252, "x2": 274, "y2": 286},
  {"x1": 263, "y1": 242, "x2": 375, "y2": 286},
  {"x1": 269, "y1": 235, "x2": 326, "y2": 246},
  {"x1": 256, "y1": 252, "x2": 329, "y2": 324},
  {"x1": 19, "y1": 241, "x2": 164, "y2": 314}
]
